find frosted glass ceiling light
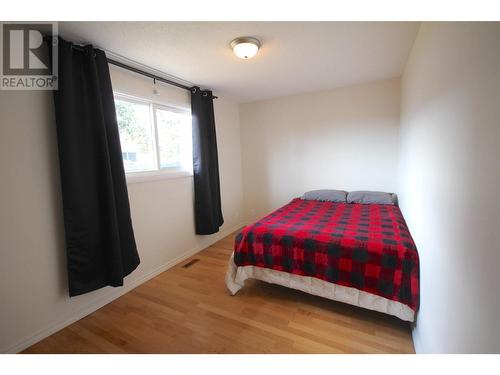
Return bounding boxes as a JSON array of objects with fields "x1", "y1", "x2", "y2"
[{"x1": 230, "y1": 37, "x2": 261, "y2": 59}]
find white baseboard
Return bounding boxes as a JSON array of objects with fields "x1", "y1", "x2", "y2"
[{"x1": 4, "y1": 221, "x2": 246, "y2": 354}]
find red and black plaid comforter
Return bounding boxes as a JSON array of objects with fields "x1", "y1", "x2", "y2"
[{"x1": 234, "y1": 198, "x2": 419, "y2": 311}]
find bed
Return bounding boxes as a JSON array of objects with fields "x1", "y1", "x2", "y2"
[{"x1": 225, "y1": 196, "x2": 419, "y2": 322}]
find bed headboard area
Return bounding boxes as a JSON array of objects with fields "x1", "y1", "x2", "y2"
[{"x1": 302, "y1": 189, "x2": 398, "y2": 206}]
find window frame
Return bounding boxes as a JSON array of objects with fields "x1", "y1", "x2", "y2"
[{"x1": 113, "y1": 92, "x2": 193, "y2": 184}]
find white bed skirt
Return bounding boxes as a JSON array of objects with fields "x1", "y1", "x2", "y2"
[{"x1": 225, "y1": 253, "x2": 415, "y2": 322}]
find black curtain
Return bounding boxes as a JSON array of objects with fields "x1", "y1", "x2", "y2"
[
  {"x1": 50, "y1": 38, "x2": 140, "y2": 296},
  {"x1": 191, "y1": 87, "x2": 224, "y2": 234}
]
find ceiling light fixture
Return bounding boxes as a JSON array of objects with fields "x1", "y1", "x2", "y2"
[{"x1": 230, "y1": 37, "x2": 261, "y2": 59}]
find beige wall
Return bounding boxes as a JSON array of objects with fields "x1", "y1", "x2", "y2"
[
  {"x1": 239, "y1": 79, "x2": 401, "y2": 220},
  {"x1": 398, "y1": 22, "x2": 500, "y2": 353},
  {"x1": 0, "y1": 66, "x2": 244, "y2": 353}
]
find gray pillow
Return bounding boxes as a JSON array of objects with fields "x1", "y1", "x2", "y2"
[
  {"x1": 347, "y1": 191, "x2": 397, "y2": 205},
  {"x1": 302, "y1": 189, "x2": 347, "y2": 203}
]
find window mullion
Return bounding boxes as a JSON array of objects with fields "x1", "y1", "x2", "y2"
[{"x1": 151, "y1": 103, "x2": 161, "y2": 171}]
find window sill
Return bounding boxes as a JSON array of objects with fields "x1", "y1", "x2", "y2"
[{"x1": 126, "y1": 169, "x2": 193, "y2": 184}]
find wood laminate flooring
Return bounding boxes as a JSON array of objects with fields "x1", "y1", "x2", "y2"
[{"x1": 24, "y1": 231, "x2": 414, "y2": 353}]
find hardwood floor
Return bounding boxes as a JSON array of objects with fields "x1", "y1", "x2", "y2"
[{"x1": 24, "y1": 232, "x2": 415, "y2": 354}]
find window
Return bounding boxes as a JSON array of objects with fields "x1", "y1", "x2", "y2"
[{"x1": 114, "y1": 94, "x2": 192, "y2": 179}]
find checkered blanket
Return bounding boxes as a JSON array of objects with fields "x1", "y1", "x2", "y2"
[{"x1": 234, "y1": 198, "x2": 419, "y2": 312}]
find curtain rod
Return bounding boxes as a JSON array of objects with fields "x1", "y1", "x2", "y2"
[
  {"x1": 69, "y1": 44, "x2": 218, "y2": 99},
  {"x1": 108, "y1": 58, "x2": 218, "y2": 99},
  {"x1": 107, "y1": 58, "x2": 190, "y2": 91}
]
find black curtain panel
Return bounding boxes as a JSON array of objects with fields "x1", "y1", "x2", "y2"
[
  {"x1": 191, "y1": 87, "x2": 224, "y2": 235},
  {"x1": 50, "y1": 38, "x2": 140, "y2": 296}
]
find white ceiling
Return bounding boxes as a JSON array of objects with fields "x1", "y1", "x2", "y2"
[{"x1": 59, "y1": 22, "x2": 420, "y2": 102}]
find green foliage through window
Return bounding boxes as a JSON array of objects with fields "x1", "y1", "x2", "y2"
[{"x1": 114, "y1": 95, "x2": 192, "y2": 174}]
